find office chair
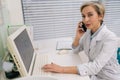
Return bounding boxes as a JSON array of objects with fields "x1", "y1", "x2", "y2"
[{"x1": 117, "y1": 48, "x2": 120, "y2": 64}]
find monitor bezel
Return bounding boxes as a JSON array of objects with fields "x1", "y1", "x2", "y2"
[{"x1": 7, "y1": 26, "x2": 36, "y2": 77}]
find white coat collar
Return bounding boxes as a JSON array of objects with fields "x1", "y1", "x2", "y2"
[
  {"x1": 86, "y1": 24, "x2": 107, "y2": 41},
  {"x1": 95, "y1": 24, "x2": 107, "y2": 41}
]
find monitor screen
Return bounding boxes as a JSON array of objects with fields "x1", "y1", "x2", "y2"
[{"x1": 14, "y1": 29, "x2": 34, "y2": 72}]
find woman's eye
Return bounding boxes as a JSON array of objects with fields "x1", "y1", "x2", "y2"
[
  {"x1": 88, "y1": 14, "x2": 93, "y2": 17},
  {"x1": 82, "y1": 15, "x2": 85, "y2": 18}
]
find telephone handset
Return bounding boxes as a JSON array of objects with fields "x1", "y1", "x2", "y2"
[{"x1": 82, "y1": 22, "x2": 87, "y2": 32}]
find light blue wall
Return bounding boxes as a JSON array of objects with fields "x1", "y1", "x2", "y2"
[
  {"x1": 0, "y1": 0, "x2": 24, "y2": 70},
  {"x1": 0, "y1": 0, "x2": 24, "y2": 60},
  {"x1": 0, "y1": 30, "x2": 5, "y2": 58},
  {"x1": 0, "y1": 32, "x2": 3, "y2": 69},
  {"x1": 0, "y1": 0, "x2": 10, "y2": 70}
]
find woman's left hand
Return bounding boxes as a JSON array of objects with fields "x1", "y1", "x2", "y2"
[{"x1": 42, "y1": 63, "x2": 63, "y2": 73}]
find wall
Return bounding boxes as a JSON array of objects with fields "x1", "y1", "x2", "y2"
[
  {"x1": 0, "y1": 0, "x2": 24, "y2": 62},
  {"x1": 5, "y1": 0, "x2": 24, "y2": 25},
  {"x1": 0, "y1": 0, "x2": 7, "y2": 60}
]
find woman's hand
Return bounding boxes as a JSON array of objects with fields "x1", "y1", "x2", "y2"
[
  {"x1": 42, "y1": 63, "x2": 78, "y2": 74},
  {"x1": 75, "y1": 21, "x2": 85, "y2": 40},
  {"x1": 72, "y1": 21, "x2": 85, "y2": 47},
  {"x1": 42, "y1": 63, "x2": 63, "y2": 73}
]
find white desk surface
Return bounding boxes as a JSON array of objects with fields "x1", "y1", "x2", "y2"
[
  {"x1": 33, "y1": 37, "x2": 90, "y2": 80},
  {"x1": 0, "y1": 37, "x2": 90, "y2": 80}
]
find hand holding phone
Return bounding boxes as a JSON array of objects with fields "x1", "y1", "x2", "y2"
[{"x1": 73, "y1": 22, "x2": 86, "y2": 47}]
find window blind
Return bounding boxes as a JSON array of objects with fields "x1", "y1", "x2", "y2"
[
  {"x1": 104, "y1": 0, "x2": 120, "y2": 37},
  {"x1": 21, "y1": 0, "x2": 93, "y2": 40}
]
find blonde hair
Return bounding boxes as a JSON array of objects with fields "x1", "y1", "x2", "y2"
[{"x1": 81, "y1": 1, "x2": 105, "y2": 18}]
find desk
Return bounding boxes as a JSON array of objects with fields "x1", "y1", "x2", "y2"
[
  {"x1": 34, "y1": 37, "x2": 90, "y2": 80},
  {"x1": 1, "y1": 37, "x2": 90, "y2": 80}
]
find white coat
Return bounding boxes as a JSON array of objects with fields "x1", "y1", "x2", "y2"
[{"x1": 72, "y1": 24, "x2": 120, "y2": 80}]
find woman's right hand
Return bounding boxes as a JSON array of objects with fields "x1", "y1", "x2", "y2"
[
  {"x1": 75, "y1": 21, "x2": 85, "y2": 40},
  {"x1": 72, "y1": 21, "x2": 85, "y2": 47}
]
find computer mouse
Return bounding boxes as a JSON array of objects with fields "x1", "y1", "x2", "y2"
[{"x1": 58, "y1": 50, "x2": 68, "y2": 55}]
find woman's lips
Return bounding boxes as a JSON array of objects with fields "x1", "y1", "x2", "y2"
[{"x1": 86, "y1": 24, "x2": 90, "y2": 27}]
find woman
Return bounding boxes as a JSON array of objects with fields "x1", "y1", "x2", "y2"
[{"x1": 42, "y1": 1, "x2": 120, "y2": 80}]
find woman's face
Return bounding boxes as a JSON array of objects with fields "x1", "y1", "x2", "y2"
[{"x1": 81, "y1": 6, "x2": 103, "y2": 33}]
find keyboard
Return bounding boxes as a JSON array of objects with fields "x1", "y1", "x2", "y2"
[
  {"x1": 56, "y1": 41, "x2": 72, "y2": 50},
  {"x1": 32, "y1": 54, "x2": 51, "y2": 75}
]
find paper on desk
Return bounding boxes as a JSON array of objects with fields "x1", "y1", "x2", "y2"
[{"x1": 56, "y1": 41, "x2": 72, "y2": 50}]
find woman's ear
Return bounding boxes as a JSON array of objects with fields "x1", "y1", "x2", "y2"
[{"x1": 99, "y1": 14, "x2": 104, "y2": 22}]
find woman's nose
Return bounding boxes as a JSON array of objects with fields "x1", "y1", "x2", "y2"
[{"x1": 84, "y1": 16, "x2": 89, "y2": 22}]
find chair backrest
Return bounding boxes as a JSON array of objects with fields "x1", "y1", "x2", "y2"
[{"x1": 117, "y1": 48, "x2": 120, "y2": 64}]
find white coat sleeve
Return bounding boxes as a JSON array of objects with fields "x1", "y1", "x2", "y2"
[
  {"x1": 77, "y1": 37, "x2": 118, "y2": 76},
  {"x1": 72, "y1": 36, "x2": 84, "y2": 54}
]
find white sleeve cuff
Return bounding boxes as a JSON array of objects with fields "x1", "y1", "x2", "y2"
[{"x1": 77, "y1": 65, "x2": 88, "y2": 76}]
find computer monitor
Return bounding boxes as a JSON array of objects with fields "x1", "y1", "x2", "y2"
[{"x1": 7, "y1": 26, "x2": 36, "y2": 76}]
